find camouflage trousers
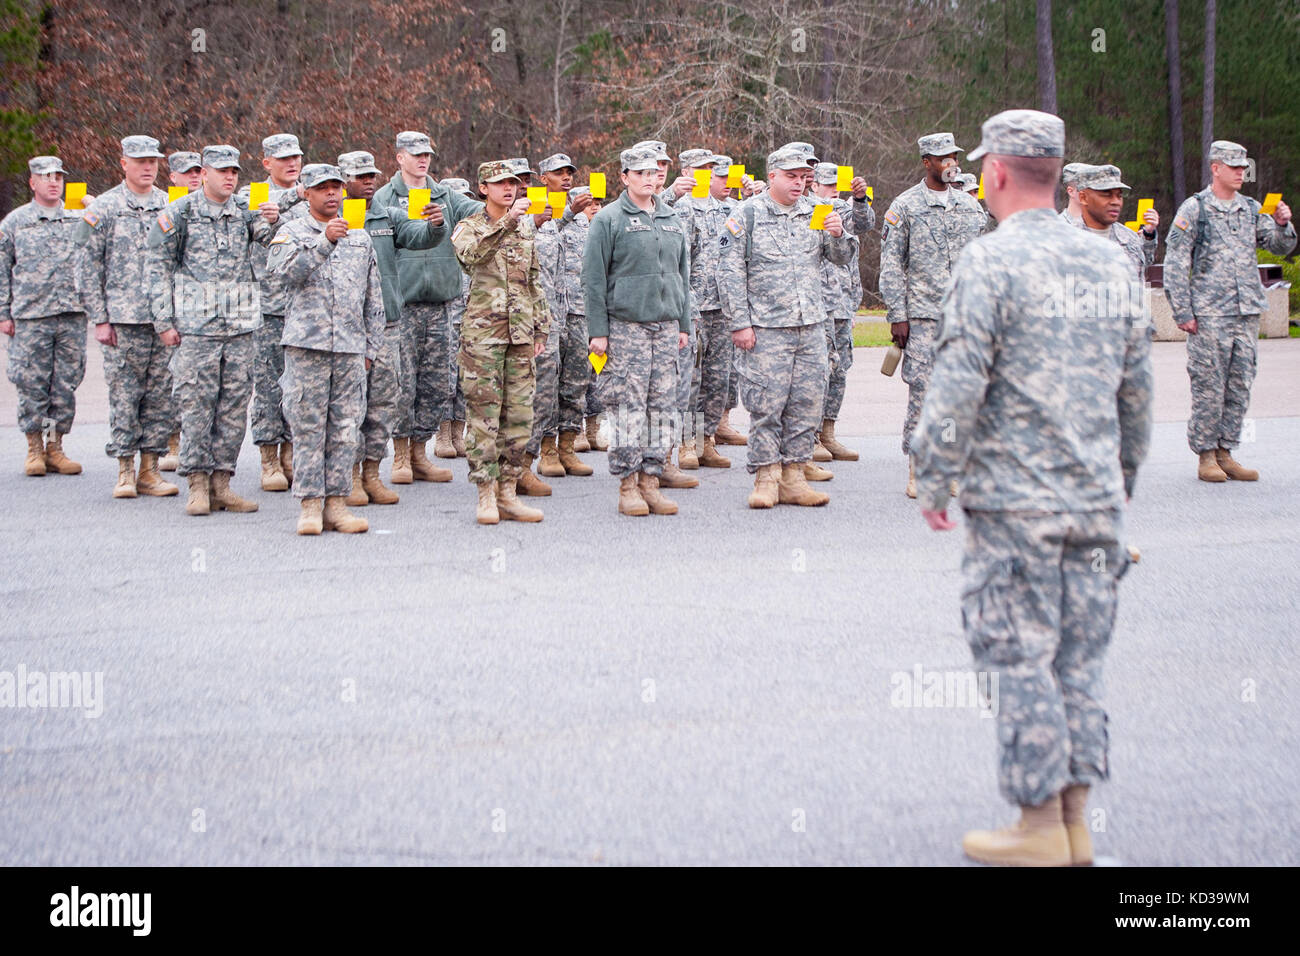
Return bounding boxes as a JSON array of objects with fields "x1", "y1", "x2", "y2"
[
  {"x1": 601, "y1": 318, "x2": 679, "y2": 479},
  {"x1": 525, "y1": 321, "x2": 558, "y2": 458},
  {"x1": 461, "y1": 339, "x2": 535, "y2": 484},
  {"x1": 396, "y1": 301, "x2": 454, "y2": 441},
  {"x1": 673, "y1": 315, "x2": 698, "y2": 444},
  {"x1": 101, "y1": 323, "x2": 175, "y2": 457},
  {"x1": 449, "y1": 318, "x2": 465, "y2": 422},
  {"x1": 5, "y1": 313, "x2": 87, "y2": 435},
  {"x1": 281, "y1": 346, "x2": 366, "y2": 499},
  {"x1": 726, "y1": 340, "x2": 740, "y2": 410},
  {"x1": 737, "y1": 324, "x2": 827, "y2": 474},
  {"x1": 900, "y1": 317, "x2": 938, "y2": 455},
  {"x1": 250, "y1": 314, "x2": 290, "y2": 446},
  {"x1": 962, "y1": 508, "x2": 1127, "y2": 807},
  {"x1": 822, "y1": 315, "x2": 854, "y2": 421},
  {"x1": 172, "y1": 331, "x2": 255, "y2": 477},
  {"x1": 558, "y1": 311, "x2": 591, "y2": 434},
  {"x1": 1185, "y1": 313, "x2": 1259, "y2": 453},
  {"x1": 358, "y1": 324, "x2": 401, "y2": 463},
  {"x1": 688, "y1": 308, "x2": 731, "y2": 440}
]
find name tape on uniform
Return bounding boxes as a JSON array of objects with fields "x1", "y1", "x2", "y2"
[
  {"x1": 64, "y1": 183, "x2": 87, "y2": 210},
  {"x1": 248, "y1": 182, "x2": 270, "y2": 208},
  {"x1": 589, "y1": 173, "x2": 606, "y2": 199},
  {"x1": 1260, "y1": 192, "x2": 1283, "y2": 216},
  {"x1": 527, "y1": 186, "x2": 547, "y2": 214},
  {"x1": 408, "y1": 188, "x2": 430, "y2": 219},
  {"x1": 836, "y1": 166, "x2": 853, "y2": 192},
  {"x1": 692, "y1": 169, "x2": 711, "y2": 198},
  {"x1": 342, "y1": 198, "x2": 366, "y2": 229},
  {"x1": 809, "y1": 204, "x2": 832, "y2": 230},
  {"x1": 588, "y1": 352, "x2": 607, "y2": 375}
]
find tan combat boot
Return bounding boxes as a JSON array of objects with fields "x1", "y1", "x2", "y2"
[
  {"x1": 411, "y1": 439, "x2": 453, "y2": 482},
  {"x1": 1061, "y1": 784, "x2": 1093, "y2": 866},
  {"x1": 961, "y1": 793, "x2": 1073, "y2": 867},
  {"x1": 391, "y1": 437, "x2": 413, "y2": 484},
  {"x1": 279, "y1": 442, "x2": 294, "y2": 485},
  {"x1": 558, "y1": 431, "x2": 593, "y2": 476},
  {"x1": 497, "y1": 477, "x2": 544, "y2": 522},
  {"x1": 347, "y1": 463, "x2": 369, "y2": 507},
  {"x1": 517, "y1": 454, "x2": 552, "y2": 496},
  {"x1": 715, "y1": 409, "x2": 746, "y2": 445},
  {"x1": 113, "y1": 455, "x2": 137, "y2": 498},
  {"x1": 186, "y1": 472, "x2": 210, "y2": 516},
  {"x1": 636, "y1": 472, "x2": 678, "y2": 515},
  {"x1": 476, "y1": 480, "x2": 499, "y2": 525},
  {"x1": 803, "y1": 461, "x2": 833, "y2": 482},
  {"x1": 585, "y1": 415, "x2": 608, "y2": 451},
  {"x1": 698, "y1": 435, "x2": 731, "y2": 468},
  {"x1": 820, "y1": 419, "x2": 859, "y2": 461},
  {"x1": 434, "y1": 420, "x2": 457, "y2": 459},
  {"x1": 538, "y1": 434, "x2": 565, "y2": 478},
  {"x1": 260, "y1": 445, "x2": 289, "y2": 492},
  {"x1": 573, "y1": 426, "x2": 591, "y2": 452},
  {"x1": 451, "y1": 420, "x2": 466, "y2": 457},
  {"x1": 618, "y1": 473, "x2": 649, "y2": 516},
  {"x1": 778, "y1": 462, "x2": 829, "y2": 507},
  {"x1": 297, "y1": 497, "x2": 323, "y2": 535},
  {"x1": 660, "y1": 457, "x2": 699, "y2": 489},
  {"x1": 812, "y1": 438, "x2": 833, "y2": 462},
  {"x1": 1197, "y1": 449, "x2": 1227, "y2": 482},
  {"x1": 1215, "y1": 447, "x2": 1258, "y2": 481},
  {"x1": 137, "y1": 452, "x2": 179, "y2": 496},
  {"x1": 905, "y1": 458, "x2": 917, "y2": 498},
  {"x1": 362, "y1": 459, "x2": 399, "y2": 504},
  {"x1": 159, "y1": 432, "x2": 180, "y2": 471},
  {"x1": 679, "y1": 439, "x2": 700, "y2": 470},
  {"x1": 323, "y1": 495, "x2": 368, "y2": 533},
  {"x1": 210, "y1": 470, "x2": 258, "y2": 512},
  {"x1": 24, "y1": 432, "x2": 46, "y2": 477},
  {"x1": 43, "y1": 432, "x2": 81, "y2": 474},
  {"x1": 747, "y1": 463, "x2": 780, "y2": 509}
]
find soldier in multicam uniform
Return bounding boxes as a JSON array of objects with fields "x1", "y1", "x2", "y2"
[
  {"x1": 77, "y1": 135, "x2": 179, "y2": 500},
  {"x1": 267, "y1": 163, "x2": 385, "y2": 535},
  {"x1": 716, "y1": 146, "x2": 855, "y2": 510},
  {"x1": 338, "y1": 150, "x2": 443, "y2": 508},
  {"x1": 450, "y1": 161, "x2": 550, "y2": 525},
  {"x1": 149, "y1": 144, "x2": 281, "y2": 517},
  {"x1": 1164, "y1": 140, "x2": 1295, "y2": 483},
  {"x1": 911, "y1": 109, "x2": 1154, "y2": 867},
  {"x1": 1, "y1": 156, "x2": 88, "y2": 477},
  {"x1": 879, "y1": 131, "x2": 988, "y2": 498},
  {"x1": 236, "y1": 133, "x2": 307, "y2": 493},
  {"x1": 167, "y1": 152, "x2": 203, "y2": 196},
  {"x1": 582, "y1": 145, "x2": 692, "y2": 517},
  {"x1": 1071, "y1": 164, "x2": 1158, "y2": 279},
  {"x1": 441, "y1": 177, "x2": 476, "y2": 461}
]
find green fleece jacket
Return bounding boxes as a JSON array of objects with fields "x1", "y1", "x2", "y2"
[{"x1": 371, "y1": 172, "x2": 481, "y2": 305}]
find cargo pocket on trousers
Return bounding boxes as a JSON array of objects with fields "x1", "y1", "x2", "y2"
[{"x1": 960, "y1": 556, "x2": 1027, "y2": 665}]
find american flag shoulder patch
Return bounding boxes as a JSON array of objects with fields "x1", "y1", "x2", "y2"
[
  {"x1": 884, "y1": 209, "x2": 901, "y2": 227},
  {"x1": 1173, "y1": 215, "x2": 1190, "y2": 232},
  {"x1": 724, "y1": 217, "x2": 743, "y2": 236},
  {"x1": 82, "y1": 210, "x2": 100, "y2": 228}
]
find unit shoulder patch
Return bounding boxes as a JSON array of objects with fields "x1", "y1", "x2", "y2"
[{"x1": 157, "y1": 211, "x2": 174, "y2": 233}]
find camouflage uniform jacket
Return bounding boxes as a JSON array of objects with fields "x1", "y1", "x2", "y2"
[
  {"x1": 0, "y1": 202, "x2": 85, "y2": 321},
  {"x1": 536, "y1": 208, "x2": 590, "y2": 317},
  {"x1": 362, "y1": 200, "x2": 441, "y2": 327},
  {"x1": 450, "y1": 210, "x2": 551, "y2": 346},
  {"x1": 879, "y1": 180, "x2": 987, "y2": 322},
  {"x1": 236, "y1": 179, "x2": 307, "y2": 316},
  {"x1": 76, "y1": 182, "x2": 169, "y2": 325}
]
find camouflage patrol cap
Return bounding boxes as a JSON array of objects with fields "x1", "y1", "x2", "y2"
[
  {"x1": 679, "y1": 148, "x2": 720, "y2": 169},
  {"x1": 780, "y1": 142, "x2": 819, "y2": 165},
  {"x1": 967, "y1": 110, "x2": 1064, "y2": 160},
  {"x1": 632, "y1": 141, "x2": 671, "y2": 163},
  {"x1": 711, "y1": 154, "x2": 733, "y2": 176},
  {"x1": 396, "y1": 131, "x2": 434, "y2": 155},
  {"x1": 201, "y1": 145, "x2": 241, "y2": 169},
  {"x1": 918, "y1": 132, "x2": 962, "y2": 158},
  {"x1": 812, "y1": 162, "x2": 840, "y2": 185},
  {"x1": 440, "y1": 177, "x2": 474, "y2": 197},
  {"x1": 1078, "y1": 164, "x2": 1129, "y2": 192},
  {"x1": 261, "y1": 133, "x2": 302, "y2": 159},
  {"x1": 1061, "y1": 162, "x2": 1093, "y2": 187},
  {"x1": 569, "y1": 185, "x2": 592, "y2": 198},
  {"x1": 766, "y1": 147, "x2": 811, "y2": 172},
  {"x1": 507, "y1": 157, "x2": 539, "y2": 177},
  {"x1": 121, "y1": 135, "x2": 165, "y2": 159},
  {"x1": 621, "y1": 147, "x2": 661, "y2": 172},
  {"x1": 1208, "y1": 140, "x2": 1249, "y2": 167},
  {"x1": 338, "y1": 151, "x2": 381, "y2": 177},
  {"x1": 29, "y1": 156, "x2": 66, "y2": 176},
  {"x1": 168, "y1": 151, "x2": 201, "y2": 173},
  {"x1": 958, "y1": 173, "x2": 979, "y2": 192},
  {"x1": 299, "y1": 163, "x2": 345, "y2": 189},
  {"x1": 479, "y1": 161, "x2": 522, "y2": 184},
  {"x1": 539, "y1": 153, "x2": 576, "y2": 174}
]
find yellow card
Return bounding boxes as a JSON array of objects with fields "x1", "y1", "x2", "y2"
[
  {"x1": 977, "y1": 174, "x2": 984, "y2": 200},
  {"x1": 1135, "y1": 198, "x2": 1154, "y2": 223},
  {"x1": 342, "y1": 198, "x2": 365, "y2": 229},
  {"x1": 527, "y1": 186, "x2": 547, "y2": 214},
  {"x1": 836, "y1": 165, "x2": 853, "y2": 192},
  {"x1": 408, "y1": 188, "x2": 430, "y2": 219},
  {"x1": 1260, "y1": 192, "x2": 1282, "y2": 216},
  {"x1": 548, "y1": 191, "x2": 566, "y2": 218},
  {"x1": 168, "y1": 186, "x2": 188, "y2": 203},
  {"x1": 726, "y1": 164, "x2": 745, "y2": 188},
  {"x1": 342, "y1": 187, "x2": 348, "y2": 199},
  {"x1": 589, "y1": 173, "x2": 606, "y2": 199},
  {"x1": 866, "y1": 186, "x2": 874, "y2": 204},
  {"x1": 1123, "y1": 220, "x2": 1141, "y2": 232},
  {"x1": 809, "y1": 204, "x2": 832, "y2": 230},
  {"x1": 64, "y1": 183, "x2": 87, "y2": 210},
  {"x1": 692, "y1": 169, "x2": 710, "y2": 198},
  {"x1": 589, "y1": 352, "x2": 607, "y2": 375},
  {"x1": 248, "y1": 182, "x2": 269, "y2": 208}
]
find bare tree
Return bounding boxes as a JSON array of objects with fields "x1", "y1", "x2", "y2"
[
  {"x1": 1036, "y1": 0, "x2": 1056, "y2": 114},
  {"x1": 1201, "y1": 0, "x2": 1216, "y2": 184},
  {"x1": 1166, "y1": 0, "x2": 1186, "y2": 206}
]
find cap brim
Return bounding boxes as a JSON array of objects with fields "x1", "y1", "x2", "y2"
[
  {"x1": 270, "y1": 150, "x2": 303, "y2": 159},
  {"x1": 305, "y1": 177, "x2": 343, "y2": 186},
  {"x1": 482, "y1": 174, "x2": 522, "y2": 183},
  {"x1": 966, "y1": 145, "x2": 987, "y2": 161},
  {"x1": 127, "y1": 151, "x2": 166, "y2": 159},
  {"x1": 206, "y1": 162, "x2": 241, "y2": 170}
]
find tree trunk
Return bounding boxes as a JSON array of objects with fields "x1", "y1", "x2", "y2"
[
  {"x1": 1166, "y1": 0, "x2": 1186, "y2": 206},
  {"x1": 1036, "y1": 0, "x2": 1057, "y2": 114},
  {"x1": 1201, "y1": 0, "x2": 1216, "y2": 184}
]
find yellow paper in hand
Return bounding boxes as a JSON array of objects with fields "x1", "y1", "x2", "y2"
[
  {"x1": 527, "y1": 186, "x2": 547, "y2": 214},
  {"x1": 547, "y1": 192, "x2": 565, "y2": 219},
  {"x1": 726, "y1": 164, "x2": 745, "y2": 189},
  {"x1": 248, "y1": 182, "x2": 269, "y2": 209},
  {"x1": 809, "y1": 204, "x2": 832, "y2": 230},
  {"x1": 1124, "y1": 220, "x2": 1141, "y2": 232},
  {"x1": 168, "y1": 186, "x2": 188, "y2": 203},
  {"x1": 836, "y1": 166, "x2": 853, "y2": 192},
  {"x1": 589, "y1": 352, "x2": 607, "y2": 375},
  {"x1": 1135, "y1": 198, "x2": 1154, "y2": 220},
  {"x1": 408, "y1": 188, "x2": 430, "y2": 220},
  {"x1": 1260, "y1": 192, "x2": 1282, "y2": 216},
  {"x1": 342, "y1": 198, "x2": 365, "y2": 230},
  {"x1": 589, "y1": 173, "x2": 606, "y2": 199},
  {"x1": 866, "y1": 186, "x2": 874, "y2": 204},
  {"x1": 977, "y1": 174, "x2": 984, "y2": 200},
  {"x1": 692, "y1": 169, "x2": 710, "y2": 198},
  {"x1": 64, "y1": 183, "x2": 87, "y2": 210}
]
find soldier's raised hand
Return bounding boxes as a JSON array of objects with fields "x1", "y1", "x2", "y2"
[
  {"x1": 850, "y1": 177, "x2": 869, "y2": 201},
  {"x1": 670, "y1": 175, "x2": 694, "y2": 199},
  {"x1": 507, "y1": 197, "x2": 531, "y2": 222},
  {"x1": 824, "y1": 210, "x2": 843, "y2": 237},
  {"x1": 571, "y1": 192, "x2": 595, "y2": 215},
  {"x1": 324, "y1": 217, "x2": 349, "y2": 242},
  {"x1": 1141, "y1": 207, "x2": 1159, "y2": 236},
  {"x1": 421, "y1": 203, "x2": 444, "y2": 226},
  {"x1": 259, "y1": 202, "x2": 280, "y2": 225},
  {"x1": 1273, "y1": 200, "x2": 1292, "y2": 226}
]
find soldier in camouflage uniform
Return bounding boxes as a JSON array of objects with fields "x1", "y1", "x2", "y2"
[
  {"x1": 267, "y1": 163, "x2": 385, "y2": 535},
  {"x1": 1164, "y1": 140, "x2": 1295, "y2": 482},
  {"x1": 880, "y1": 131, "x2": 988, "y2": 497},
  {"x1": 149, "y1": 145, "x2": 281, "y2": 517},
  {"x1": 716, "y1": 147, "x2": 854, "y2": 510},
  {"x1": 167, "y1": 152, "x2": 203, "y2": 196},
  {"x1": 1072, "y1": 164, "x2": 1158, "y2": 279},
  {"x1": 236, "y1": 133, "x2": 306, "y2": 492},
  {"x1": 450, "y1": 161, "x2": 550, "y2": 525},
  {"x1": 912, "y1": 109, "x2": 1154, "y2": 867},
  {"x1": 1, "y1": 156, "x2": 88, "y2": 477},
  {"x1": 1058, "y1": 162, "x2": 1091, "y2": 224},
  {"x1": 441, "y1": 177, "x2": 477, "y2": 461},
  {"x1": 77, "y1": 135, "x2": 178, "y2": 499}
]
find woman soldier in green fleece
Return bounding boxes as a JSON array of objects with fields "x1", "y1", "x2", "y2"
[{"x1": 581, "y1": 145, "x2": 692, "y2": 516}]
